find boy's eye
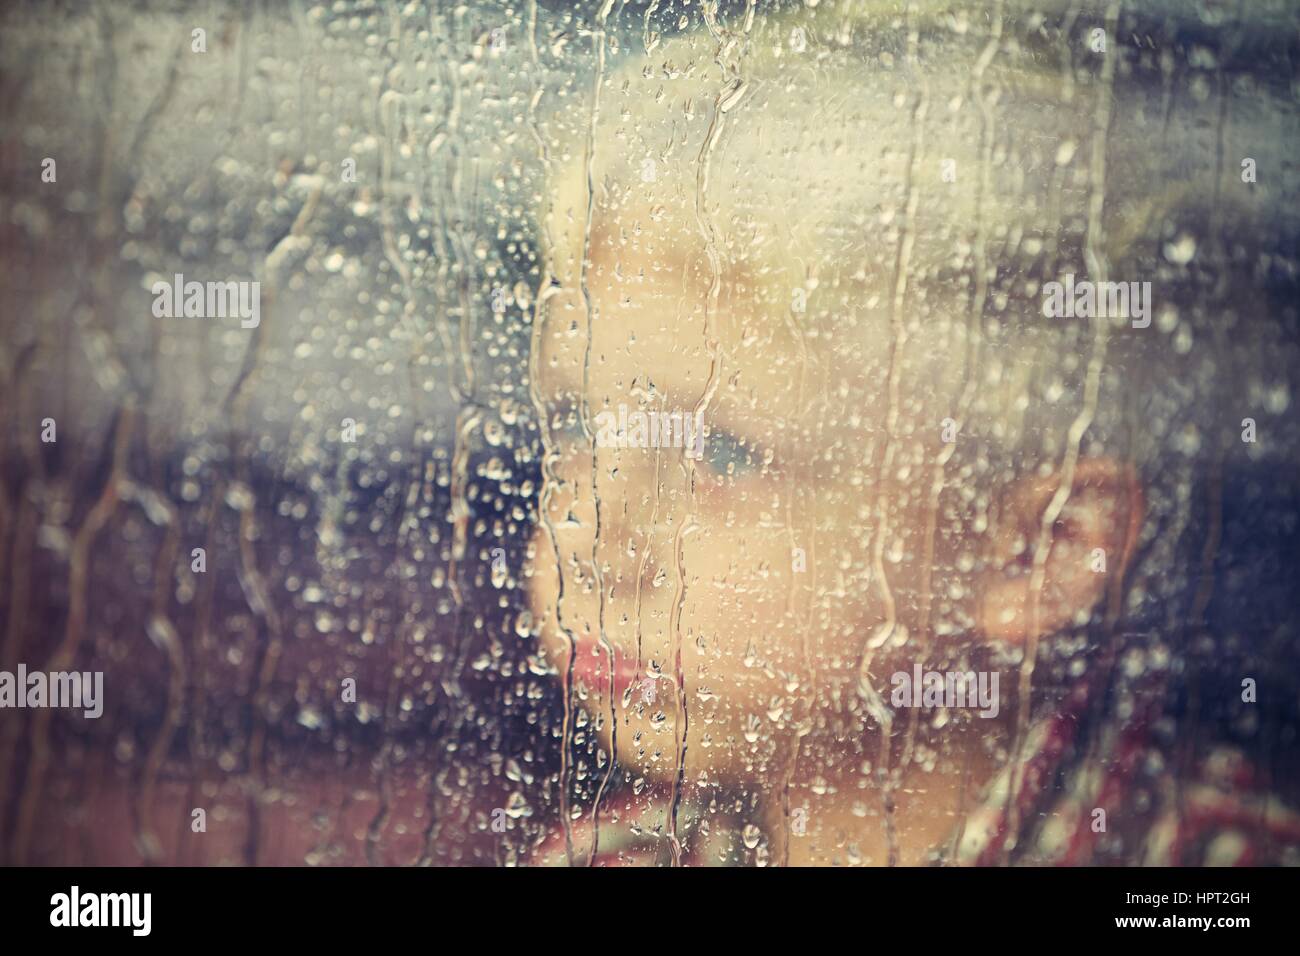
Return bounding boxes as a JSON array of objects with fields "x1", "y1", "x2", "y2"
[{"x1": 702, "y1": 426, "x2": 763, "y2": 479}]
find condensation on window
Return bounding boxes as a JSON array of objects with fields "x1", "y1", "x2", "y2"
[{"x1": 1, "y1": 1, "x2": 1298, "y2": 867}]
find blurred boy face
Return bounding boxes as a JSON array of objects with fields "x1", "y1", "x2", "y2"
[
  {"x1": 522, "y1": 20, "x2": 1164, "y2": 791},
  {"x1": 527, "y1": 183, "x2": 1138, "y2": 786}
]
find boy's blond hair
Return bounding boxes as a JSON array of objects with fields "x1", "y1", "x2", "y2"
[{"x1": 540, "y1": 1, "x2": 1299, "y2": 465}]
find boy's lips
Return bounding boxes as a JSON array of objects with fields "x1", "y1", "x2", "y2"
[
  {"x1": 567, "y1": 634, "x2": 644, "y2": 698},
  {"x1": 534, "y1": 788, "x2": 691, "y2": 866}
]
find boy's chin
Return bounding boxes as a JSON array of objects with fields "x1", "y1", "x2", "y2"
[{"x1": 594, "y1": 725, "x2": 790, "y2": 786}]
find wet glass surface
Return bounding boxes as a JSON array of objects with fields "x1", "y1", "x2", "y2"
[{"x1": 1, "y1": 0, "x2": 1299, "y2": 867}]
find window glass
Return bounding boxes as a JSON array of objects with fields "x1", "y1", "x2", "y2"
[{"x1": 1, "y1": 0, "x2": 1298, "y2": 867}]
